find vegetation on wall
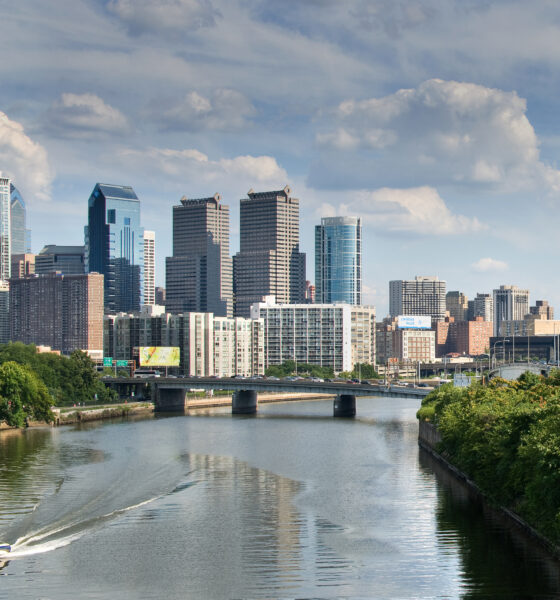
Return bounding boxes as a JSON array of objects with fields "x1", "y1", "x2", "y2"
[{"x1": 418, "y1": 370, "x2": 560, "y2": 544}]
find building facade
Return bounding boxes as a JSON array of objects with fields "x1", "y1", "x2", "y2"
[
  {"x1": 393, "y1": 329, "x2": 436, "y2": 363},
  {"x1": 11, "y1": 253, "x2": 35, "y2": 279},
  {"x1": 0, "y1": 177, "x2": 10, "y2": 282},
  {"x1": 35, "y1": 245, "x2": 85, "y2": 275},
  {"x1": 10, "y1": 273, "x2": 104, "y2": 356},
  {"x1": 10, "y1": 184, "x2": 29, "y2": 255},
  {"x1": 446, "y1": 291, "x2": 468, "y2": 321},
  {"x1": 389, "y1": 276, "x2": 446, "y2": 323},
  {"x1": 233, "y1": 186, "x2": 306, "y2": 317},
  {"x1": 104, "y1": 309, "x2": 264, "y2": 377},
  {"x1": 530, "y1": 300, "x2": 554, "y2": 320},
  {"x1": 471, "y1": 293, "x2": 493, "y2": 321},
  {"x1": 85, "y1": 183, "x2": 144, "y2": 314},
  {"x1": 143, "y1": 230, "x2": 155, "y2": 305},
  {"x1": 0, "y1": 281, "x2": 8, "y2": 344},
  {"x1": 165, "y1": 194, "x2": 232, "y2": 317},
  {"x1": 437, "y1": 316, "x2": 492, "y2": 357},
  {"x1": 493, "y1": 285, "x2": 529, "y2": 336},
  {"x1": 250, "y1": 296, "x2": 375, "y2": 373},
  {"x1": 315, "y1": 216, "x2": 361, "y2": 305}
]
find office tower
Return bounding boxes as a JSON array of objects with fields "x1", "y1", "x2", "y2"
[
  {"x1": 143, "y1": 230, "x2": 155, "y2": 305},
  {"x1": 0, "y1": 177, "x2": 10, "y2": 282},
  {"x1": 35, "y1": 245, "x2": 85, "y2": 275},
  {"x1": 530, "y1": 300, "x2": 554, "y2": 320},
  {"x1": 305, "y1": 281, "x2": 315, "y2": 303},
  {"x1": 165, "y1": 194, "x2": 232, "y2": 317},
  {"x1": 11, "y1": 253, "x2": 35, "y2": 279},
  {"x1": 10, "y1": 272, "x2": 104, "y2": 355},
  {"x1": 233, "y1": 186, "x2": 306, "y2": 317},
  {"x1": 155, "y1": 286, "x2": 166, "y2": 306},
  {"x1": 315, "y1": 216, "x2": 361, "y2": 305},
  {"x1": 471, "y1": 293, "x2": 493, "y2": 321},
  {"x1": 493, "y1": 285, "x2": 529, "y2": 336},
  {"x1": 446, "y1": 291, "x2": 468, "y2": 321},
  {"x1": 389, "y1": 276, "x2": 446, "y2": 322},
  {"x1": 85, "y1": 183, "x2": 144, "y2": 314},
  {"x1": 10, "y1": 184, "x2": 30, "y2": 254}
]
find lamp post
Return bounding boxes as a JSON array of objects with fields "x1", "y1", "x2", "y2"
[{"x1": 492, "y1": 339, "x2": 510, "y2": 370}]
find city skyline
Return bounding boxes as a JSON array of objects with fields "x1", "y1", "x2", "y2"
[{"x1": 2, "y1": 2, "x2": 560, "y2": 315}]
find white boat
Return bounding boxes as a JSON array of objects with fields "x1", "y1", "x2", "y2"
[{"x1": 0, "y1": 543, "x2": 11, "y2": 552}]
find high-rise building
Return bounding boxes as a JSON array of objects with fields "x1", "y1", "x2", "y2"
[
  {"x1": 446, "y1": 291, "x2": 468, "y2": 321},
  {"x1": 10, "y1": 184, "x2": 30, "y2": 255},
  {"x1": 0, "y1": 177, "x2": 11, "y2": 282},
  {"x1": 471, "y1": 293, "x2": 493, "y2": 322},
  {"x1": 165, "y1": 194, "x2": 232, "y2": 317},
  {"x1": 143, "y1": 230, "x2": 155, "y2": 305},
  {"x1": 389, "y1": 276, "x2": 446, "y2": 322},
  {"x1": 155, "y1": 286, "x2": 166, "y2": 306},
  {"x1": 493, "y1": 285, "x2": 529, "y2": 336},
  {"x1": 530, "y1": 300, "x2": 554, "y2": 320},
  {"x1": 85, "y1": 183, "x2": 144, "y2": 314},
  {"x1": 233, "y1": 186, "x2": 306, "y2": 317},
  {"x1": 11, "y1": 253, "x2": 35, "y2": 279},
  {"x1": 0, "y1": 280, "x2": 8, "y2": 344},
  {"x1": 315, "y1": 216, "x2": 361, "y2": 305},
  {"x1": 10, "y1": 272, "x2": 104, "y2": 356},
  {"x1": 35, "y1": 245, "x2": 85, "y2": 275}
]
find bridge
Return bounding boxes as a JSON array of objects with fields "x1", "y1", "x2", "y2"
[
  {"x1": 103, "y1": 376, "x2": 431, "y2": 417},
  {"x1": 489, "y1": 362, "x2": 551, "y2": 380}
]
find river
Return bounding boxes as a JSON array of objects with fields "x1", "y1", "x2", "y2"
[{"x1": 0, "y1": 396, "x2": 559, "y2": 599}]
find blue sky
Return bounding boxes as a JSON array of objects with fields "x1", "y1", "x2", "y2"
[{"x1": 3, "y1": 0, "x2": 560, "y2": 315}]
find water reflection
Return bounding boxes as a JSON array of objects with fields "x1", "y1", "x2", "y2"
[{"x1": 420, "y1": 449, "x2": 560, "y2": 598}]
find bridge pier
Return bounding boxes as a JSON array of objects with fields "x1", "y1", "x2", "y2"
[
  {"x1": 154, "y1": 386, "x2": 187, "y2": 412},
  {"x1": 333, "y1": 394, "x2": 356, "y2": 417},
  {"x1": 232, "y1": 390, "x2": 258, "y2": 415}
]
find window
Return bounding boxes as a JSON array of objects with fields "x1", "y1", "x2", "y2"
[
  {"x1": 124, "y1": 217, "x2": 131, "y2": 225},
  {"x1": 107, "y1": 209, "x2": 116, "y2": 224}
]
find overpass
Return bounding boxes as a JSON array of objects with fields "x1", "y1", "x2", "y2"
[{"x1": 103, "y1": 376, "x2": 431, "y2": 417}]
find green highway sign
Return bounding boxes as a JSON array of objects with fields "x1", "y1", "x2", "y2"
[
  {"x1": 103, "y1": 357, "x2": 113, "y2": 367},
  {"x1": 116, "y1": 360, "x2": 128, "y2": 367}
]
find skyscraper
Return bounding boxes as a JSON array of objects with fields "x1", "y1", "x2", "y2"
[
  {"x1": 10, "y1": 184, "x2": 30, "y2": 255},
  {"x1": 389, "y1": 276, "x2": 446, "y2": 322},
  {"x1": 165, "y1": 194, "x2": 232, "y2": 316},
  {"x1": 493, "y1": 285, "x2": 529, "y2": 336},
  {"x1": 35, "y1": 245, "x2": 85, "y2": 275},
  {"x1": 472, "y1": 293, "x2": 493, "y2": 321},
  {"x1": 0, "y1": 177, "x2": 11, "y2": 282},
  {"x1": 143, "y1": 230, "x2": 155, "y2": 305},
  {"x1": 85, "y1": 183, "x2": 144, "y2": 314},
  {"x1": 446, "y1": 291, "x2": 468, "y2": 321},
  {"x1": 315, "y1": 216, "x2": 361, "y2": 304},
  {"x1": 233, "y1": 186, "x2": 306, "y2": 317}
]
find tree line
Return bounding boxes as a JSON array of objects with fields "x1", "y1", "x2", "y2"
[
  {"x1": 0, "y1": 343, "x2": 116, "y2": 428},
  {"x1": 418, "y1": 370, "x2": 560, "y2": 544}
]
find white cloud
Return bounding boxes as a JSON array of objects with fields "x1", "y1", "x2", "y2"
[
  {"x1": 106, "y1": 0, "x2": 220, "y2": 35},
  {"x1": 319, "y1": 186, "x2": 483, "y2": 236},
  {"x1": 44, "y1": 93, "x2": 129, "y2": 138},
  {"x1": 159, "y1": 89, "x2": 255, "y2": 131},
  {"x1": 120, "y1": 146, "x2": 287, "y2": 185},
  {"x1": 313, "y1": 79, "x2": 555, "y2": 193},
  {"x1": 472, "y1": 257, "x2": 508, "y2": 272},
  {"x1": 0, "y1": 112, "x2": 52, "y2": 202}
]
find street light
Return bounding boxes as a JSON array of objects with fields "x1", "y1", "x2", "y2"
[{"x1": 492, "y1": 339, "x2": 510, "y2": 369}]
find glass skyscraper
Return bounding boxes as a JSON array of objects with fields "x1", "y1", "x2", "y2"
[
  {"x1": 10, "y1": 184, "x2": 29, "y2": 255},
  {"x1": 85, "y1": 183, "x2": 144, "y2": 314},
  {"x1": 315, "y1": 216, "x2": 362, "y2": 305}
]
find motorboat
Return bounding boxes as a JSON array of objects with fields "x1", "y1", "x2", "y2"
[{"x1": 0, "y1": 543, "x2": 11, "y2": 553}]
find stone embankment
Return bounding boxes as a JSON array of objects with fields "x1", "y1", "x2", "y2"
[{"x1": 418, "y1": 420, "x2": 560, "y2": 558}]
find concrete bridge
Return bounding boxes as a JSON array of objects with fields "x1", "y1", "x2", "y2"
[
  {"x1": 103, "y1": 376, "x2": 431, "y2": 417},
  {"x1": 489, "y1": 363, "x2": 551, "y2": 381}
]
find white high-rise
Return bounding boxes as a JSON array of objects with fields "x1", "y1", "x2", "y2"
[
  {"x1": 143, "y1": 230, "x2": 155, "y2": 305},
  {"x1": 0, "y1": 177, "x2": 11, "y2": 282},
  {"x1": 493, "y1": 285, "x2": 529, "y2": 336}
]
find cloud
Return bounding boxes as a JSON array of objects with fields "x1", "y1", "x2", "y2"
[
  {"x1": 120, "y1": 146, "x2": 288, "y2": 185},
  {"x1": 158, "y1": 89, "x2": 255, "y2": 131},
  {"x1": 0, "y1": 112, "x2": 52, "y2": 202},
  {"x1": 471, "y1": 257, "x2": 508, "y2": 272},
  {"x1": 312, "y1": 79, "x2": 556, "y2": 193},
  {"x1": 43, "y1": 93, "x2": 129, "y2": 138},
  {"x1": 319, "y1": 186, "x2": 483, "y2": 236},
  {"x1": 106, "y1": 0, "x2": 220, "y2": 36}
]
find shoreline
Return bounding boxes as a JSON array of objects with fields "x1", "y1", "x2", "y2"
[
  {"x1": 0, "y1": 392, "x2": 337, "y2": 431},
  {"x1": 418, "y1": 420, "x2": 560, "y2": 560}
]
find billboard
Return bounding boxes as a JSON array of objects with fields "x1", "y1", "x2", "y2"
[
  {"x1": 397, "y1": 315, "x2": 432, "y2": 330},
  {"x1": 139, "y1": 347, "x2": 180, "y2": 367}
]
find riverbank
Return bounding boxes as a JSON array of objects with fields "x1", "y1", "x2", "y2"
[
  {"x1": 418, "y1": 420, "x2": 560, "y2": 559},
  {"x1": 1, "y1": 392, "x2": 337, "y2": 431}
]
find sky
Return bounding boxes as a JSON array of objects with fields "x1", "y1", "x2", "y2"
[{"x1": 3, "y1": 0, "x2": 560, "y2": 316}]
